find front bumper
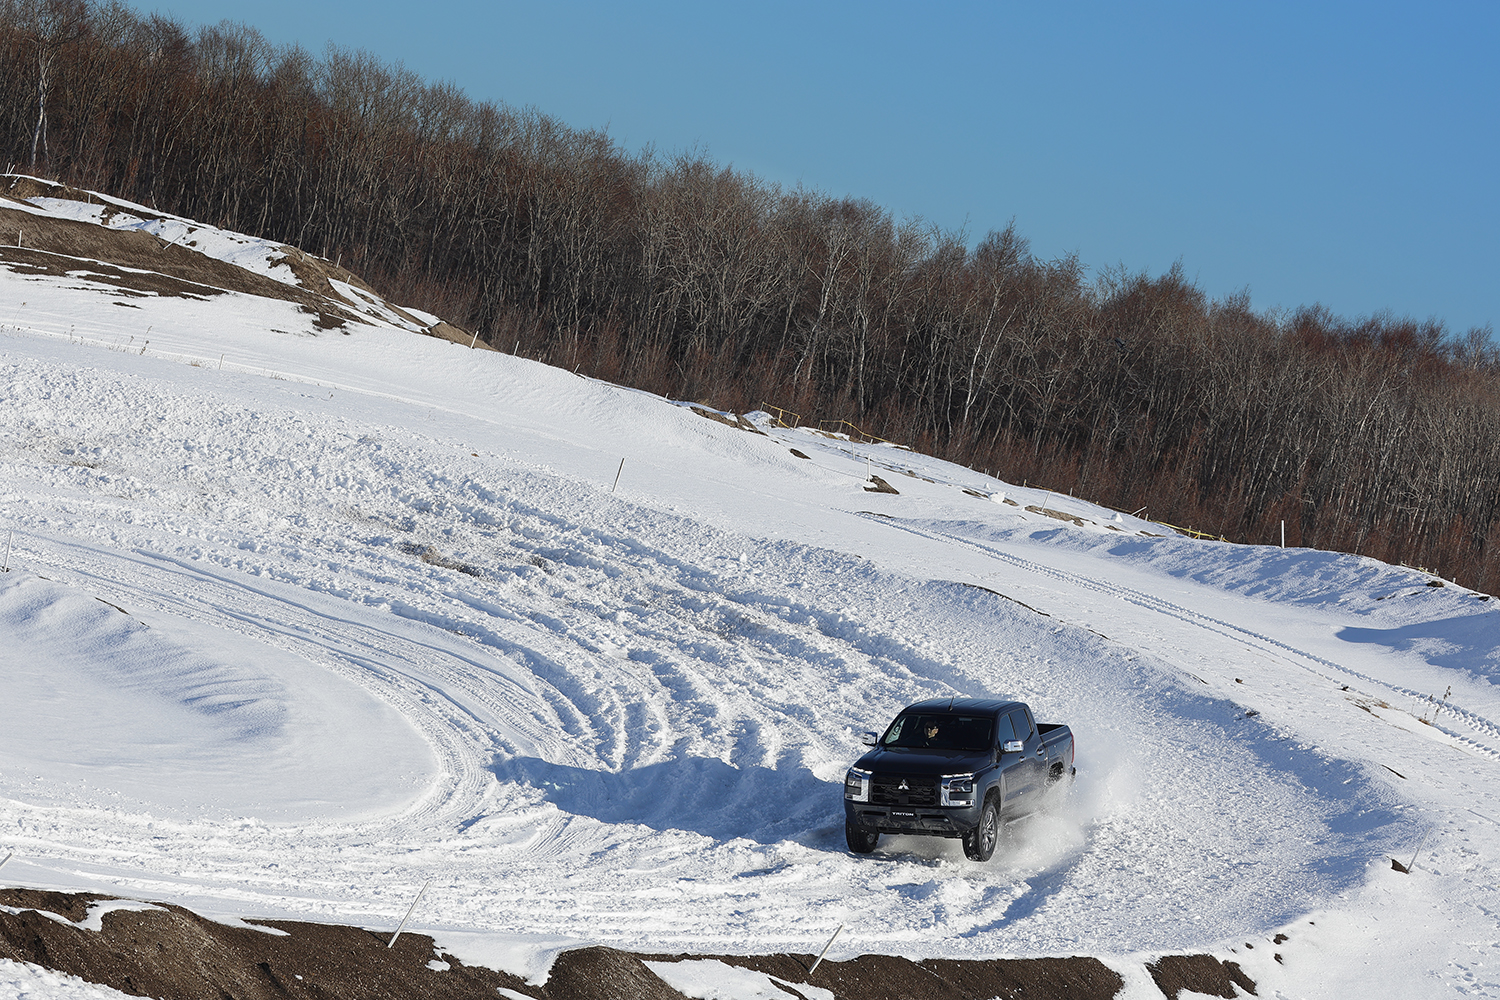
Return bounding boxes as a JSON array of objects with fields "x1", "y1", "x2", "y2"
[{"x1": 844, "y1": 800, "x2": 984, "y2": 837}]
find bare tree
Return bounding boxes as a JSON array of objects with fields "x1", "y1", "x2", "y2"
[{"x1": 4, "y1": 0, "x2": 89, "y2": 168}]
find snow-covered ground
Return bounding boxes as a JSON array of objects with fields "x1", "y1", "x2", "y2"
[{"x1": 2, "y1": 186, "x2": 1499, "y2": 998}]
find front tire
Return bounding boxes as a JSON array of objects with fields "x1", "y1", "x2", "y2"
[
  {"x1": 846, "y1": 822, "x2": 879, "y2": 854},
  {"x1": 962, "y1": 797, "x2": 1000, "y2": 862}
]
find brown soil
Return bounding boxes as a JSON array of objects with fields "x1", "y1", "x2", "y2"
[
  {"x1": 689, "y1": 406, "x2": 764, "y2": 433},
  {"x1": 1025, "y1": 505, "x2": 1088, "y2": 527},
  {"x1": 646, "y1": 951, "x2": 1126, "y2": 1000},
  {"x1": 424, "y1": 319, "x2": 497, "y2": 351},
  {"x1": 1147, "y1": 953, "x2": 1258, "y2": 998},
  {"x1": 0, "y1": 887, "x2": 1257, "y2": 1000}
]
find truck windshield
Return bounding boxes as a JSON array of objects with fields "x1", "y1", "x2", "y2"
[{"x1": 881, "y1": 714, "x2": 994, "y2": 752}]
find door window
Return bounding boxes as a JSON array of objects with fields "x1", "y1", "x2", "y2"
[{"x1": 1007, "y1": 709, "x2": 1032, "y2": 743}]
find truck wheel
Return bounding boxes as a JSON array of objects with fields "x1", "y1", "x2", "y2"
[
  {"x1": 845, "y1": 822, "x2": 879, "y2": 854},
  {"x1": 962, "y1": 798, "x2": 1000, "y2": 862}
]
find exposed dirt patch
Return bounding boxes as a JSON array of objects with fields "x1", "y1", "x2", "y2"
[
  {"x1": 3, "y1": 177, "x2": 374, "y2": 304},
  {"x1": 0, "y1": 888, "x2": 535, "y2": 1000},
  {"x1": 0, "y1": 245, "x2": 214, "y2": 301},
  {"x1": 423, "y1": 319, "x2": 497, "y2": 351},
  {"x1": 0, "y1": 179, "x2": 455, "y2": 336},
  {"x1": 865, "y1": 475, "x2": 899, "y2": 494},
  {"x1": 1, "y1": 889, "x2": 1255, "y2": 1000},
  {"x1": 689, "y1": 406, "x2": 765, "y2": 433},
  {"x1": 1025, "y1": 504, "x2": 1087, "y2": 526},
  {"x1": 1147, "y1": 953, "x2": 1257, "y2": 998},
  {"x1": 399, "y1": 541, "x2": 483, "y2": 577},
  {"x1": 0, "y1": 206, "x2": 357, "y2": 332},
  {"x1": 649, "y1": 951, "x2": 1125, "y2": 1000}
]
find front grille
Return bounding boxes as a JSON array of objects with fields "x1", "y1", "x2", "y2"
[{"x1": 871, "y1": 774, "x2": 937, "y2": 806}]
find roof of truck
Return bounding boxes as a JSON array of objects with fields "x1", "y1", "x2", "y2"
[{"x1": 900, "y1": 698, "x2": 1021, "y2": 716}]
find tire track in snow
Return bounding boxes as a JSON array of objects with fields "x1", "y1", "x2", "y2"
[
  {"x1": 29, "y1": 537, "x2": 542, "y2": 834},
  {"x1": 858, "y1": 513, "x2": 1500, "y2": 760}
]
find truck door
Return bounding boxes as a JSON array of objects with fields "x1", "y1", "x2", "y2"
[
  {"x1": 994, "y1": 712, "x2": 1028, "y2": 814},
  {"x1": 1007, "y1": 707, "x2": 1045, "y2": 813}
]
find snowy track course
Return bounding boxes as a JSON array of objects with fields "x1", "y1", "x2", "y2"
[{"x1": 3, "y1": 196, "x2": 1500, "y2": 996}]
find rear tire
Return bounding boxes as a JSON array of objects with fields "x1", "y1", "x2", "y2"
[
  {"x1": 962, "y1": 798, "x2": 1000, "y2": 862},
  {"x1": 846, "y1": 822, "x2": 879, "y2": 854}
]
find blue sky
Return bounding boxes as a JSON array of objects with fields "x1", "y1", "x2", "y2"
[{"x1": 154, "y1": 1, "x2": 1496, "y2": 334}]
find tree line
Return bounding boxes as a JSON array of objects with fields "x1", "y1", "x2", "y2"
[{"x1": 4, "y1": 0, "x2": 1499, "y2": 590}]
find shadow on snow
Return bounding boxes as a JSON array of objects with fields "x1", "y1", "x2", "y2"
[{"x1": 493, "y1": 753, "x2": 836, "y2": 845}]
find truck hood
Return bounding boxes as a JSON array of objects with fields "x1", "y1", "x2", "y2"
[{"x1": 853, "y1": 746, "x2": 992, "y2": 776}]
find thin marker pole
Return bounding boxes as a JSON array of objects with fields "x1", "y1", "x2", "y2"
[
  {"x1": 0, "y1": 850, "x2": 13, "y2": 871},
  {"x1": 1407, "y1": 825, "x2": 1430, "y2": 873},
  {"x1": 808, "y1": 923, "x2": 843, "y2": 975},
  {"x1": 611, "y1": 458, "x2": 625, "y2": 493},
  {"x1": 387, "y1": 878, "x2": 432, "y2": 949},
  {"x1": 1281, "y1": 520, "x2": 1285, "y2": 548},
  {"x1": 468, "y1": 329, "x2": 479, "y2": 349},
  {"x1": 2, "y1": 529, "x2": 11, "y2": 572}
]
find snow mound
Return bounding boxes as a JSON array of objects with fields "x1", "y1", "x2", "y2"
[{"x1": 0, "y1": 572, "x2": 436, "y2": 822}]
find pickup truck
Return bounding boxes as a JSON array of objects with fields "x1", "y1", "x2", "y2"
[{"x1": 843, "y1": 698, "x2": 1075, "y2": 861}]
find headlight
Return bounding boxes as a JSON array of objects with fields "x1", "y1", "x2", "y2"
[
  {"x1": 844, "y1": 768, "x2": 871, "y2": 802},
  {"x1": 940, "y1": 773, "x2": 975, "y2": 807}
]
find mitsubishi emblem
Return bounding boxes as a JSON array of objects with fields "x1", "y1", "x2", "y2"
[{"x1": 898, "y1": 779, "x2": 909, "y2": 790}]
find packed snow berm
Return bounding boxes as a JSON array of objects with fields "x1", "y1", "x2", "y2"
[{"x1": 1, "y1": 177, "x2": 1498, "y2": 998}]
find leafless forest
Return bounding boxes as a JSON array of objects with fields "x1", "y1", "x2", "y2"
[{"x1": 4, "y1": 1, "x2": 1500, "y2": 590}]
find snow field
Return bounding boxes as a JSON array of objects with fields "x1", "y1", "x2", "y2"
[
  {"x1": 0, "y1": 337, "x2": 1448, "y2": 953},
  {"x1": 2, "y1": 199, "x2": 1500, "y2": 995}
]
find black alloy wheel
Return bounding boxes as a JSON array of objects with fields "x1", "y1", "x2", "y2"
[
  {"x1": 846, "y1": 822, "x2": 879, "y2": 854},
  {"x1": 963, "y1": 798, "x2": 999, "y2": 862}
]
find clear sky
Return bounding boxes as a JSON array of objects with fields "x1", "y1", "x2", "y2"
[{"x1": 148, "y1": 0, "x2": 1497, "y2": 335}]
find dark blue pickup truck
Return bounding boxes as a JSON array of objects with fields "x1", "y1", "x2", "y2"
[{"x1": 843, "y1": 698, "x2": 1075, "y2": 861}]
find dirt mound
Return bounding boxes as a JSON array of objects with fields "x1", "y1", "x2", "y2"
[
  {"x1": 0, "y1": 887, "x2": 540, "y2": 1000},
  {"x1": 0, "y1": 206, "x2": 356, "y2": 331},
  {"x1": 0, "y1": 888, "x2": 1257, "y2": 1000},
  {"x1": 1, "y1": 177, "x2": 482, "y2": 345}
]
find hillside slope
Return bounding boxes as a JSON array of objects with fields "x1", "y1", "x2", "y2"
[{"x1": 1, "y1": 182, "x2": 1499, "y2": 998}]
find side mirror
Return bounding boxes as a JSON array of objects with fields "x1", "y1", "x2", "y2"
[
  {"x1": 861, "y1": 731, "x2": 878, "y2": 747},
  {"x1": 1002, "y1": 740, "x2": 1025, "y2": 754}
]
